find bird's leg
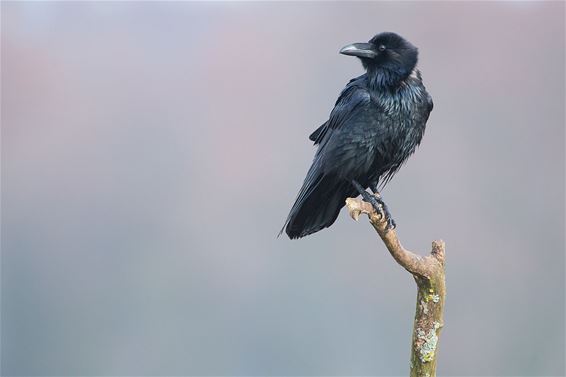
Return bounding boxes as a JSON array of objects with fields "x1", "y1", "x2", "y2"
[
  {"x1": 366, "y1": 183, "x2": 396, "y2": 230},
  {"x1": 351, "y1": 180, "x2": 378, "y2": 210}
]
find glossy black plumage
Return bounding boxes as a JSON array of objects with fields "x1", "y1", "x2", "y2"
[{"x1": 283, "y1": 32, "x2": 433, "y2": 239}]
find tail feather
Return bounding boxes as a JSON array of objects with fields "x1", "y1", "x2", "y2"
[{"x1": 281, "y1": 175, "x2": 353, "y2": 239}]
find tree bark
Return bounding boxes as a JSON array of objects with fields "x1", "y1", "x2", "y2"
[{"x1": 345, "y1": 197, "x2": 446, "y2": 377}]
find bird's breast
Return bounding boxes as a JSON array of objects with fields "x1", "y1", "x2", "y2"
[
  {"x1": 371, "y1": 84, "x2": 424, "y2": 117},
  {"x1": 366, "y1": 84, "x2": 428, "y2": 164}
]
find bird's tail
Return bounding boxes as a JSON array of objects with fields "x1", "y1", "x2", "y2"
[{"x1": 281, "y1": 174, "x2": 354, "y2": 239}]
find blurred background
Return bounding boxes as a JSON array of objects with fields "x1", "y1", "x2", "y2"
[{"x1": 1, "y1": 1, "x2": 564, "y2": 376}]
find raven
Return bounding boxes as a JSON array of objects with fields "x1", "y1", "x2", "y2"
[{"x1": 282, "y1": 32, "x2": 433, "y2": 239}]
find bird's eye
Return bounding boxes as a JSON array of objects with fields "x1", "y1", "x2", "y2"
[{"x1": 378, "y1": 45, "x2": 386, "y2": 52}]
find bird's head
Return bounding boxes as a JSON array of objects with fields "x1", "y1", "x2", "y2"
[{"x1": 340, "y1": 32, "x2": 418, "y2": 85}]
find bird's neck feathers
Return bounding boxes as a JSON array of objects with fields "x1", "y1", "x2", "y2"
[{"x1": 366, "y1": 65, "x2": 416, "y2": 90}]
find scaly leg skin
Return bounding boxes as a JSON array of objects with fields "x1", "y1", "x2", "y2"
[{"x1": 351, "y1": 180, "x2": 396, "y2": 230}]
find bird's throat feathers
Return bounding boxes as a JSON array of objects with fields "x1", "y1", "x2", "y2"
[{"x1": 367, "y1": 65, "x2": 418, "y2": 90}]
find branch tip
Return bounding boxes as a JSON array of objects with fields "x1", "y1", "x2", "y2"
[
  {"x1": 345, "y1": 197, "x2": 375, "y2": 222},
  {"x1": 431, "y1": 240, "x2": 446, "y2": 265}
]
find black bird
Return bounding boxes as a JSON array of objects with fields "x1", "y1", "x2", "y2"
[{"x1": 282, "y1": 32, "x2": 433, "y2": 239}]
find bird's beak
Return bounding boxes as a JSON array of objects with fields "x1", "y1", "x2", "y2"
[{"x1": 339, "y1": 43, "x2": 378, "y2": 59}]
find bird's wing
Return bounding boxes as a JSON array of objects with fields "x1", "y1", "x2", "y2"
[
  {"x1": 309, "y1": 83, "x2": 370, "y2": 145},
  {"x1": 285, "y1": 85, "x2": 372, "y2": 233}
]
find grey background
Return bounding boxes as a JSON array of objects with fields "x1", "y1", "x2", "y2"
[{"x1": 1, "y1": 1, "x2": 564, "y2": 376}]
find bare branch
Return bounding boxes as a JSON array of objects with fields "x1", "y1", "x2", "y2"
[{"x1": 345, "y1": 196, "x2": 446, "y2": 377}]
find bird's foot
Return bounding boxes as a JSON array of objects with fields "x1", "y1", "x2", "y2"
[
  {"x1": 351, "y1": 180, "x2": 396, "y2": 230},
  {"x1": 359, "y1": 191, "x2": 396, "y2": 230},
  {"x1": 376, "y1": 194, "x2": 396, "y2": 230}
]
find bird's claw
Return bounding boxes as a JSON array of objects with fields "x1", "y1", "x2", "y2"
[
  {"x1": 378, "y1": 197, "x2": 396, "y2": 230},
  {"x1": 350, "y1": 180, "x2": 397, "y2": 231},
  {"x1": 359, "y1": 191, "x2": 396, "y2": 230},
  {"x1": 386, "y1": 216, "x2": 396, "y2": 230}
]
